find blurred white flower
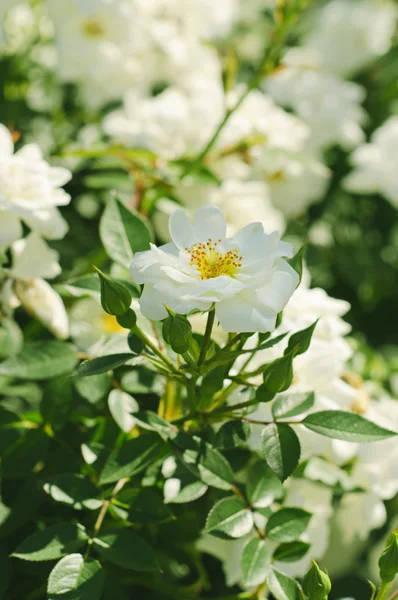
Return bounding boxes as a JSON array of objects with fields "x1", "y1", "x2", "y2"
[
  {"x1": 335, "y1": 491, "x2": 387, "y2": 545},
  {"x1": 5, "y1": 233, "x2": 69, "y2": 339},
  {"x1": 131, "y1": 205, "x2": 298, "y2": 332},
  {"x1": 267, "y1": 50, "x2": 367, "y2": 151},
  {"x1": 0, "y1": 124, "x2": 71, "y2": 249},
  {"x1": 304, "y1": 0, "x2": 398, "y2": 77},
  {"x1": 344, "y1": 116, "x2": 398, "y2": 208}
]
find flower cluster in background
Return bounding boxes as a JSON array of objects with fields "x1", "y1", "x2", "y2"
[{"x1": 0, "y1": 1, "x2": 398, "y2": 598}]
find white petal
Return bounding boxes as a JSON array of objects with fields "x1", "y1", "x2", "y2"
[
  {"x1": 0, "y1": 124, "x2": 14, "y2": 157},
  {"x1": 216, "y1": 290, "x2": 277, "y2": 333},
  {"x1": 11, "y1": 233, "x2": 61, "y2": 280},
  {"x1": 15, "y1": 278, "x2": 69, "y2": 339},
  {"x1": 23, "y1": 207, "x2": 69, "y2": 240},
  {"x1": 168, "y1": 209, "x2": 196, "y2": 250},
  {"x1": 139, "y1": 284, "x2": 168, "y2": 320},
  {"x1": 257, "y1": 259, "x2": 299, "y2": 313},
  {"x1": 0, "y1": 212, "x2": 23, "y2": 249},
  {"x1": 193, "y1": 205, "x2": 226, "y2": 243}
]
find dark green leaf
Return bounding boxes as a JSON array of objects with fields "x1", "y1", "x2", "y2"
[
  {"x1": 12, "y1": 523, "x2": 88, "y2": 561},
  {"x1": 47, "y1": 554, "x2": 104, "y2": 600},
  {"x1": 118, "y1": 488, "x2": 174, "y2": 524},
  {"x1": 261, "y1": 423, "x2": 301, "y2": 481},
  {"x1": 302, "y1": 410, "x2": 397, "y2": 442},
  {"x1": 204, "y1": 496, "x2": 253, "y2": 539},
  {"x1": 241, "y1": 537, "x2": 272, "y2": 587},
  {"x1": 246, "y1": 460, "x2": 283, "y2": 508},
  {"x1": 76, "y1": 354, "x2": 133, "y2": 377},
  {"x1": 93, "y1": 529, "x2": 159, "y2": 571},
  {"x1": 273, "y1": 541, "x2": 311, "y2": 563},
  {"x1": 131, "y1": 411, "x2": 177, "y2": 440},
  {"x1": 1, "y1": 429, "x2": 50, "y2": 479},
  {"x1": 266, "y1": 507, "x2": 312, "y2": 542},
  {"x1": 181, "y1": 437, "x2": 234, "y2": 490},
  {"x1": 100, "y1": 433, "x2": 167, "y2": 484},
  {"x1": 262, "y1": 354, "x2": 294, "y2": 394},
  {"x1": 272, "y1": 392, "x2": 315, "y2": 420},
  {"x1": 94, "y1": 266, "x2": 132, "y2": 316},
  {"x1": 41, "y1": 377, "x2": 74, "y2": 431},
  {"x1": 0, "y1": 342, "x2": 77, "y2": 380},
  {"x1": 162, "y1": 313, "x2": 192, "y2": 354},
  {"x1": 43, "y1": 475, "x2": 102, "y2": 511},
  {"x1": 285, "y1": 322, "x2": 318, "y2": 357},
  {"x1": 287, "y1": 242, "x2": 307, "y2": 285},
  {"x1": 215, "y1": 421, "x2": 251, "y2": 450},
  {"x1": 100, "y1": 197, "x2": 151, "y2": 268}
]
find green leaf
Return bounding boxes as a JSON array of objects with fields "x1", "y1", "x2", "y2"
[
  {"x1": 130, "y1": 411, "x2": 177, "y2": 440},
  {"x1": 43, "y1": 475, "x2": 102, "y2": 511},
  {"x1": 246, "y1": 460, "x2": 283, "y2": 508},
  {"x1": 162, "y1": 312, "x2": 192, "y2": 354},
  {"x1": 117, "y1": 488, "x2": 174, "y2": 524},
  {"x1": 62, "y1": 275, "x2": 101, "y2": 300},
  {"x1": 204, "y1": 496, "x2": 254, "y2": 539},
  {"x1": 100, "y1": 197, "x2": 151, "y2": 268},
  {"x1": 181, "y1": 436, "x2": 234, "y2": 490},
  {"x1": 41, "y1": 377, "x2": 74, "y2": 431},
  {"x1": 164, "y1": 474, "x2": 208, "y2": 504},
  {"x1": 74, "y1": 373, "x2": 112, "y2": 404},
  {"x1": 0, "y1": 342, "x2": 78, "y2": 380},
  {"x1": 261, "y1": 423, "x2": 301, "y2": 481},
  {"x1": 302, "y1": 410, "x2": 397, "y2": 442},
  {"x1": 12, "y1": 523, "x2": 88, "y2": 561},
  {"x1": 266, "y1": 508, "x2": 312, "y2": 542},
  {"x1": 287, "y1": 242, "x2": 307, "y2": 285},
  {"x1": 215, "y1": 421, "x2": 251, "y2": 450},
  {"x1": 272, "y1": 392, "x2": 315, "y2": 420},
  {"x1": 262, "y1": 354, "x2": 294, "y2": 395},
  {"x1": 1, "y1": 429, "x2": 50, "y2": 479},
  {"x1": 241, "y1": 537, "x2": 273, "y2": 587},
  {"x1": 100, "y1": 433, "x2": 166, "y2": 484},
  {"x1": 285, "y1": 321, "x2": 318, "y2": 357},
  {"x1": 273, "y1": 541, "x2": 311, "y2": 563},
  {"x1": 108, "y1": 389, "x2": 138, "y2": 432},
  {"x1": 47, "y1": 554, "x2": 104, "y2": 600},
  {"x1": 76, "y1": 354, "x2": 133, "y2": 377},
  {"x1": 93, "y1": 529, "x2": 159, "y2": 571},
  {"x1": 0, "y1": 318, "x2": 23, "y2": 358},
  {"x1": 267, "y1": 567, "x2": 300, "y2": 600}
]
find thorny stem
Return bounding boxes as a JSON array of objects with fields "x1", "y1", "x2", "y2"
[{"x1": 198, "y1": 308, "x2": 216, "y2": 366}]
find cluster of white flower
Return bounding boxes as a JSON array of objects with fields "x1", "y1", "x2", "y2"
[{"x1": 0, "y1": 124, "x2": 71, "y2": 339}]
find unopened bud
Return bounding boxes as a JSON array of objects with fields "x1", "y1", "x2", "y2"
[
  {"x1": 94, "y1": 266, "x2": 132, "y2": 316},
  {"x1": 302, "y1": 560, "x2": 332, "y2": 600},
  {"x1": 379, "y1": 529, "x2": 398, "y2": 583},
  {"x1": 116, "y1": 309, "x2": 137, "y2": 329}
]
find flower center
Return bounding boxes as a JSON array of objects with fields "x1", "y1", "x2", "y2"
[
  {"x1": 82, "y1": 18, "x2": 105, "y2": 38},
  {"x1": 186, "y1": 239, "x2": 242, "y2": 280}
]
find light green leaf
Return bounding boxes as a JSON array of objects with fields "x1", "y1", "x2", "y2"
[
  {"x1": 285, "y1": 321, "x2": 318, "y2": 357},
  {"x1": 0, "y1": 342, "x2": 78, "y2": 380},
  {"x1": 12, "y1": 523, "x2": 88, "y2": 561},
  {"x1": 272, "y1": 392, "x2": 315, "y2": 420},
  {"x1": 246, "y1": 460, "x2": 283, "y2": 508},
  {"x1": 0, "y1": 319, "x2": 23, "y2": 358},
  {"x1": 99, "y1": 433, "x2": 166, "y2": 484},
  {"x1": 93, "y1": 529, "x2": 159, "y2": 571},
  {"x1": 241, "y1": 537, "x2": 273, "y2": 587},
  {"x1": 47, "y1": 554, "x2": 104, "y2": 600},
  {"x1": 76, "y1": 354, "x2": 133, "y2": 377},
  {"x1": 43, "y1": 475, "x2": 102, "y2": 511},
  {"x1": 130, "y1": 411, "x2": 177, "y2": 440},
  {"x1": 261, "y1": 423, "x2": 301, "y2": 481},
  {"x1": 182, "y1": 437, "x2": 234, "y2": 491},
  {"x1": 266, "y1": 507, "x2": 312, "y2": 542},
  {"x1": 164, "y1": 475, "x2": 208, "y2": 505},
  {"x1": 204, "y1": 496, "x2": 254, "y2": 539},
  {"x1": 108, "y1": 389, "x2": 138, "y2": 432},
  {"x1": 99, "y1": 197, "x2": 151, "y2": 268},
  {"x1": 74, "y1": 372, "x2": 112, "y2": 404},
  {"x1": 267, "y1": 567, "x2": 299, "y2": 600},
  {"x1": 302, "y1": 410, "x2": 397, "y2": 442}
]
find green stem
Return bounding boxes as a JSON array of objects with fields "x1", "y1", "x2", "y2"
[
  {"x1": 376, "y1": 582, "x2": 393, "y2": 600},
  {"x1": 133, "y1": 325, "x2": 181, "y2": 376},
  {"x1": 198, "y1": 308, "x2": 216, "y2": 366}
]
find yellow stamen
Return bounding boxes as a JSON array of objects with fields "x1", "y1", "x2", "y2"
[
  {"x1": 186, "y1": 239, "x2": 241, "y2": 280},
  {"x1": 82, "y1": 18, "x2": 105, "y2": 37}
]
